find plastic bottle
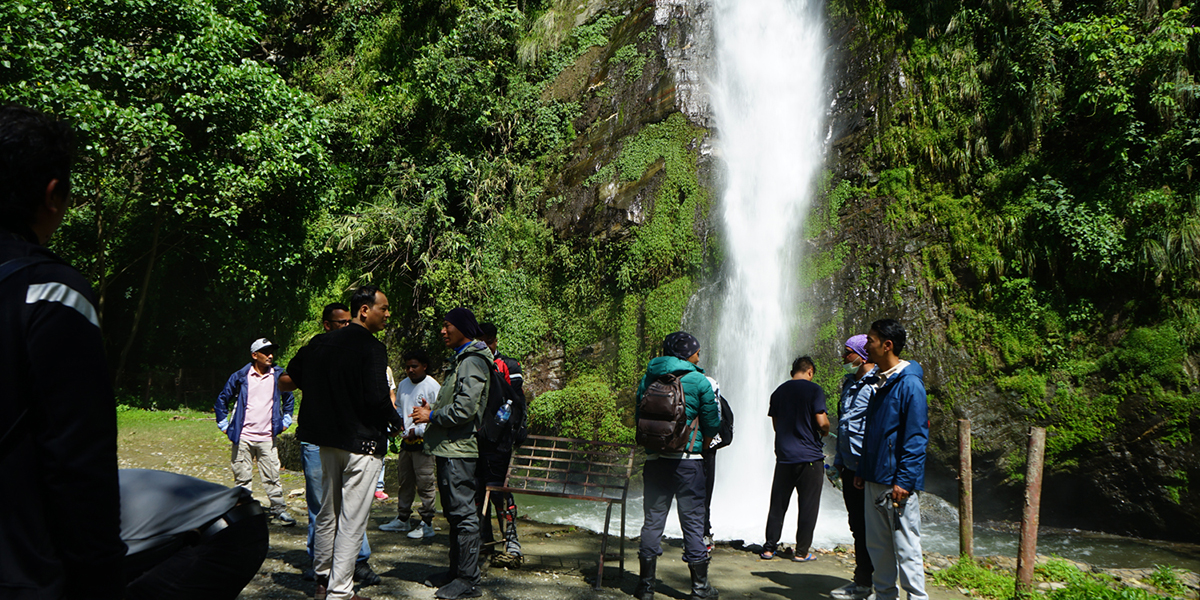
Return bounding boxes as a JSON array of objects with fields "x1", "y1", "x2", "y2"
[{"x1": 496, "y1": 399, "x2": 512, "y2": 425}]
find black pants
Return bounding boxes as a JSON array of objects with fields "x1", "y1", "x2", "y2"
[
  {"x1": 476, "y1": 451, "x2": 519, "y2": 548},
  {"x1": 702, "y1": 450, "x2": 717, "y2": 537},
  {"x1": 764, "y1": 460, "x2": 823, "y2": 555},
  {"x1": 126, "y1": 511, "x2": 268, "y2": 600},
  {"x1": 639, "y1": 458, "x2": 708, "y2": 563},
  {"x1": 437, "y1": 456, "x2": 481, "y2": 584},
  {"x1": 839, "y1": 466, "x2": 874, "y2": 585}
]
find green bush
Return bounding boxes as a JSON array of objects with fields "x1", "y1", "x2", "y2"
[
  {"x1": 1100, "y1": 326, "x2": 1187, "y2": 386},
  {"x1": 528, "y1": 375, "x2": 633, "y2": 444}
]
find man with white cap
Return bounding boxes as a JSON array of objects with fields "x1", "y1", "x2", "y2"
[
  {"x1": 831, "y1": 334, "x2": 878, "y2": 600},
  {"x1": 215, "y1": 337, "x2": 297, "y2": 526}
]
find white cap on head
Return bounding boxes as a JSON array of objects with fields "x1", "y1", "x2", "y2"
[{"x1": 250, "y1": 338, "x2": 276, "y2": 353}]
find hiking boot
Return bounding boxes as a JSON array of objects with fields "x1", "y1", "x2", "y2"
[
  {"x1": 379, "y1": 517, "x2": 412, "y2": 532},
  {"x1": 408, "y1": 521, "x2": 435, "y2": 539},
  {"x1": 504, "y1": 540, "x2": 522, "y2": 557},
  {"x1": 424, "y1": 571, "x2": 454, "y2": 588},
  {"x1": 273, "y1": 510, "x2": 297, "y2": 526},
  {"x1": 634, "y1": 556, "x2": 656, "y2": 600},
  {"x1": 830, "y1": 583, "x2": 874, "y2": 600},
  {"x1": 435, "y1": 577, "x2": 482, "y2": 599},
  {"x1": 688, "y1": 559, "x2": 718, "y2": 600},
  {"x1": 353, "y1": 562, "x2": 381, "y2": 586}
]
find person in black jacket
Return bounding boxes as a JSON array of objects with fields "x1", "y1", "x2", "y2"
[
  {"x1": 283, "y1": 285, "x2": 403, "y2": 600},
  {"x1": 0, "y1": 104, "x2": 127, "y2": 599},
  {"x1": 476, "y1": 322, "x2": 526, "y2": 564}
]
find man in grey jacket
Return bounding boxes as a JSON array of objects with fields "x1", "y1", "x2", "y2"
[{"x1": 411, "y1": 307, "x2": 492, "y2": 600}]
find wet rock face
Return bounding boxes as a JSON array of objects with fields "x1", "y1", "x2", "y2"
[
  {"x1": 542, "y1": 0, "x2": 714, "y2": 241},
  {"x1": 816, "y1": 12, "x2": 1200, "y2": 542}
]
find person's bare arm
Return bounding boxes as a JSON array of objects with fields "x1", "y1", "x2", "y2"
[
  {"x1": 815, "y1": 411, "x2": 830, "y2": 436},
  {"x1": 278, "y1": 373, "x2": 297, "y2": 392}
]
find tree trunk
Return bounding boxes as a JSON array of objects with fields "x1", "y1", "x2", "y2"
[{"x1": 114, "y1": 203, "x2": 164, "y2": 388}]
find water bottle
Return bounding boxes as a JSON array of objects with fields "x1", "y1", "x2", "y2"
[{"x1": 496, "y1": 399, "x2": 512, "y2": 425}]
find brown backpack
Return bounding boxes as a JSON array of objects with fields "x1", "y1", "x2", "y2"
[{"x1": 636, "y1": 373, "x2": 699, "y2": 452}]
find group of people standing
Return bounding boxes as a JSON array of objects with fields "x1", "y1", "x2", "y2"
[
  {"x1": 215, "y1": 289, "x2": 527, "y2": 600},
  {"x1": 634, "y1": 320, "x2": 930, "y2": 600}
]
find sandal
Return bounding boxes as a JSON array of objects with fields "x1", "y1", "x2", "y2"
[
  {"x1": 759, "y1": 550, "x2": 775, "y2": 560},
  {"x1": 792, "y1": 552, "x2": 816, "y2": 562}
]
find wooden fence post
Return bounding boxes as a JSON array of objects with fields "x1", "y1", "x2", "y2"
[
  {"x1": 1015, "y1": 426, "x2": 1047, "y2": 597},
  {"x1": 958, "y1": 419, "x2": 973, "y2": 559}
]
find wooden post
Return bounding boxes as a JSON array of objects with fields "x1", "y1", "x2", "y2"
[
  {"x1": 1015, "y1": 427, "x2": 1046, "y2": 597},
  {"x1": 958, "y1": 419, "x2": 973, "y2": 558}
]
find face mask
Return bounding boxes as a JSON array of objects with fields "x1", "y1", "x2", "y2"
[{"x1": 842, "y1": 361, "x2": 860, "y2": 374}]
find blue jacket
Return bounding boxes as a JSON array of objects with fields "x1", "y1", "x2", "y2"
[
  {"x1": 834, "y1": 365, "x2": 878, "y2": 472},
  {"x1": 635, "y1": 356, "x2": 720, "y2": 455},
  {"x1": 858, "y1": 361, "x2": 928, "y2": 492},
  {"x1": 214, "y1": 364, "x2": 295, "y2": 445}
]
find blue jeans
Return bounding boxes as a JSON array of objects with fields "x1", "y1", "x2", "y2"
[{"x1": 302, "y1": 442, "x2": 370, "y2": 563}]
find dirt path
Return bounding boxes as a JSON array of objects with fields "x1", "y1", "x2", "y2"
[{"x1": 118, "y1": 410, "x2": 972, "y2": 600}]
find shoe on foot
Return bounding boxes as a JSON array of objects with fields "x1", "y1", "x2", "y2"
[
  {"x1": 424, "y1": 571, "x2": 454, "y2": 588},
  {"x1": 435, "y1": 577, "x2": 482, "y2": 599},
  {"x1": 374, "y1": 490, "x2": 388, "y2": 500},
  {"x1": 831, "y1": 583, "x2": 874, "y2": 600},
  {"x1": 505, "y1": 540, "x2": 522, "y2": 557},
  {"x1": 792, "y1": 552, "x2": 816, "y2": 562},
  {"x1": 408, "y1": 521, "x2": 435, "y2": 539},
  {"x1": 314, "y1": 575, "x2": 328, "y2": 600},
  {"x1": 353, "y1": 562, "x2": 381, "y2": 586},
  {"x1": 302, "y1": 567, "x2": 316, "y2": 581},
  {"x1": 379, "y1": 517, "x2": 412, "y2": 532},
  {"x1": 759, "y1": 550, "x2": 775, "y2": 560},
  {"x1": 273, "y1": 510, "x2": 297, "y2": 526}
]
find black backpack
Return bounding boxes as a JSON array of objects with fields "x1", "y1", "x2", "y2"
[
  {"x1": 636, "y1": 372, "x2": 698, "y2": 452},
  {"x1": 477, "y1": 357, "x2": 527, "y2": 452},
  {"x1": 711, "y1": 393, "x2": 734, "y2": 450}
]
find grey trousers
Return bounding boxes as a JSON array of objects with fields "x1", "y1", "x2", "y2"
[
  {"x1": 436, "y1": 456, "x2": 481, "y2": 584},
  {"x1": 863, "y1": 481, "x2": 927, "y2": 600},
  {"x1": 639, "y1": 458, "x2": 708, "y2": 564},
  {"x1": 396, "y1": 449, "x2": 437, "y2": 524},
  {"x1": 230, "y1": 438, "x2": 286, "y2": 512}
]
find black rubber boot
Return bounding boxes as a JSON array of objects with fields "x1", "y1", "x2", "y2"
[
  {"x1": 634, "y1": 556, "x2": 656, "y2": 600},
  {"x1": 688, "y1": 559, "x2": 718, "y2": 600}
]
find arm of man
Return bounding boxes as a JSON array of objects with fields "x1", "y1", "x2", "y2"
[
  {"x1": 26, "y1": 274, "x2": 126, "y2": 598},
  {"x1": 430, "y1": 355, "x2": 488, "y2": 428},
  {"x1": 892, "y1": 381, "x2": 929, "y2": 502},
  {"x1": 279, "y1": 373, "x2": 297, "y2": 392},
  {"x1": 281, "y1": 389, "x2": 295, "y2": 430},
  {"x1": 815, "y1": 412, "x2": 830, "y2": 436},
  {"x1": 812, "y1": 386, "x2": 830, "y2": 436},
  {"x1": 214, "y1": 371, "x2": 238, "y2": 432}
]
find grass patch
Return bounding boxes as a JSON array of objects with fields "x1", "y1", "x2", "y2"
[{"x1": 929, "y1": 556, "x2": 1014, "y2": 599}]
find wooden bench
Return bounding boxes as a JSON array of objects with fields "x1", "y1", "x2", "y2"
[{"x1": 483, "y1": 434, "x2": 637, "y2": 590}]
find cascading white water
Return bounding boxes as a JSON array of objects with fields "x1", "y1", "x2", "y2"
[{"x1": 706, "y1": 0, "x2": 840, "y2": 545}]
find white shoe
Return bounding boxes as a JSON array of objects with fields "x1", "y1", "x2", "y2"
[
  {"x1": 379, "y1": 517, "x2": 412, "y2": 532},
  {"x1": 408, "y1": 522, "x2": 435, "y2": 539},
  {"x1": 831, "y1": 583, "x2": 873, "y2": 600}
]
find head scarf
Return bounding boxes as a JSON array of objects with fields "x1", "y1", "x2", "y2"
[
  {"x1": 845, "y1": 334, "x2": 869, "y2": 362},
  {"x1": 663, "y1": 331, "x2": 701, "y2": 361},
  {"x1": 444, "y1": 307, "x2": 483, "y2": 339}
]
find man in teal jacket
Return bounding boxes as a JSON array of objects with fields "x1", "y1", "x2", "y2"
[{"x1": 634, "y1": 332, "x2": 721, "y2": 600}]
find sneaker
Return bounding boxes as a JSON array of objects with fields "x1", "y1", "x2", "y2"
[
  {"x1": 831, "y1": 583, "x2": 874, "y2": 600},
  {"x1": 353, "y1": 562, "x2": 381, "y2": 586},
  {"x1": 380, "y1": 517, "x2": 412, "y2": 532},
  {"x1": 273, "y1": 510, "x2": 297, "y2": 526},
  {"x1": 374, "y1": 490, "x2": 389, "y2": 500},
  {"x1": 408, "y1": 521, "x2": 435, "y2": 539}
]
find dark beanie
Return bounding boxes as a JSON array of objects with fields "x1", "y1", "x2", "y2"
[
  {"x1": 444, "y1": 307, "x2": 483, "y2": 339},
  {"x1": 663, "y1": 331, "x2": 701, "y2": 360}
]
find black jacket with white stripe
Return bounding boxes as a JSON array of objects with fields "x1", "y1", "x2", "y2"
[{"x1": 0, "y1": 225, "x2": 125, "y2": 599}]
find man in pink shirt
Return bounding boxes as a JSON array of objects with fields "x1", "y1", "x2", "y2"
[{"x1": 215, "y1": 338, "x2": 297, "y2": 526}]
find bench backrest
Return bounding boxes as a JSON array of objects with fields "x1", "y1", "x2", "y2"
[{"x1": 502, "y1": 435, "x2": 637, "y2": 503}]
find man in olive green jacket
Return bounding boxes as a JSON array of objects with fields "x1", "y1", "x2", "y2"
[{"x1": 412, "y1": 307, "x2": 492, "y2": 600}]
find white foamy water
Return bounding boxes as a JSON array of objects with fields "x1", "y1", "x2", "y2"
[{"x1": 704, "y1": 0, "x2": 836, "y2": 546}]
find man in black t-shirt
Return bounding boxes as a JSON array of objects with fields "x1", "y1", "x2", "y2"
[{"x1": 761, "y1": 356, "x2": 830, "y2": 561}]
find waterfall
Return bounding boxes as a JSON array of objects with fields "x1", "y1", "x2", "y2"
[{"x1": 705, "y1": 0, "x2": 839, "y2": 545}]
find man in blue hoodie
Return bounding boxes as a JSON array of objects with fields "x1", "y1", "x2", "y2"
[
  {"x1": 854, "y1": 319, "x2": 929, "y2": 600},
  {"x1": 215, "y1": 338, "x2": 297, "y2": 526},
  {"x1": 633, "y1": 332, "x2": 721, "y2": 600}
]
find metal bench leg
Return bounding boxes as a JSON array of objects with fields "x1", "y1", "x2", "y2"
[
  {"x1": 597, "y1": 500, "x2": 614, "y2": 590},
  {"x1": 619, "y1": 500, "x2": 627, "y2": 577}
]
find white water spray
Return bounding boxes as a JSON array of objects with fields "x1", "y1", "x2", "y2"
[{"x1": 706, "y1": 0, "x2": 840, "y2": 546}]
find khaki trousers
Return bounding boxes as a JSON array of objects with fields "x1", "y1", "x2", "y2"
[
  {"x1": 230, "y1": 438, "x2": 285, "y2": 512},
  {"x1": 395, "y1": 449, "x2": 437, "y2": 524},
  {"x1": 314, "y1": 447, "x2": 381, "y2": 600}
]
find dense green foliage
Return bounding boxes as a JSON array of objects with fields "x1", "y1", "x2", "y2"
[
  {"x1": 930, "y1": 556, "x2": 1188, "y2": 599},
  {"x1": 2, "y1": 0, "x2": 709, "y2": 439},
  {"x1": 818, "y1": 0, "x2": 1200, "y2": 468}
]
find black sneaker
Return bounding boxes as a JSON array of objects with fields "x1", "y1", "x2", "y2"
[{"x1": 353, "y1": 562, "x2": 381, "y2": 586}]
